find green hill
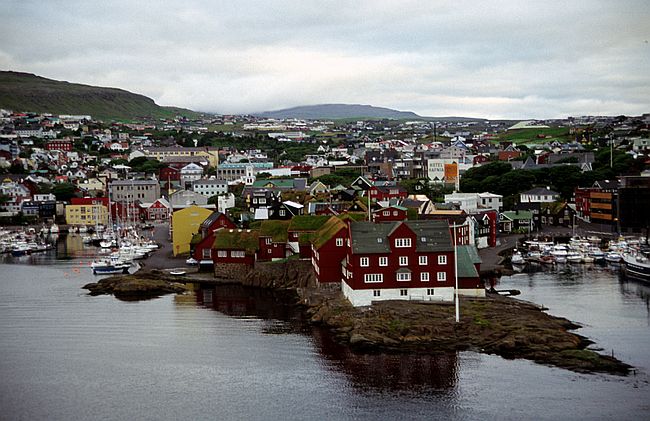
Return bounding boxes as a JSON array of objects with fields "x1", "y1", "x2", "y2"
[{"x1": 0, "y1": 71, "x2": 201, "y2": 121}]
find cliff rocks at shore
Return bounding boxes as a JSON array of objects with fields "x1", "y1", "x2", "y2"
[
  {"x1": 307, "y1": 293, "x2": 631, "y2": 375},
  {"x1": 83, "y1": 271, "x2": 187, "y2": 299}
]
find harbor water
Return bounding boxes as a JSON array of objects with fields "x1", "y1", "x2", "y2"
[{"x1": 1, "y1": 238, "x2": 649, "y2": 420}]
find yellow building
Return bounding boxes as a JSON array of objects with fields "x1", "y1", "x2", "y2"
[
  {"x1": 65, "y1": 204, "x2": 109, "y2": 226},
  {"x1": 144, "y1": 146, "x2": 219, "y2": 167},
  {"x1": 171, "y1": 205, "x2": 213, "y2": 256}
]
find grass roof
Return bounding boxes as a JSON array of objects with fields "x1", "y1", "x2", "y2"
[
  {"x1": 259, "y1": 220, "x2": 290, "y2": 242},
  {"x1": 339, "y1": 212, "x2": 368, "y2": 222},
  {"x1": 288, "y1": 215, "x2": 333, "y2": 231},
  {"x1": 312, "y1": 216, "x2": 347, "y2": 249},
  {"x1": 212, "y1": 229, "x2": 260, "y2": 254},
  {"x1": 189, "y1": 233, "x2": 203, "y2": 245}
]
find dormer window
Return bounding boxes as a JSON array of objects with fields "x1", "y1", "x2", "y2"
[{"x1": 395, "y1": 238, "x2": 411, "y2": 248}]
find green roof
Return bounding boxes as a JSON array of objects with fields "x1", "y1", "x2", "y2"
[
  {"x1": 189, "y1": 233, "x2": 202, "y2": 245},
  {"x1": 252, "y1": 179, "x2": 294, "y2": 189},
  {"x1": 312, "y1": 216, "x2": 347, "y2": 249},
  {"x1": 259, "y1": 220, "x2": 290, "y2": 242},
  {"x1": 339, "y1": 212, "x2": 368, "y2": 222},
  {"x1": 288, "y1": 215, "x2": 332, "y2": 231},
  {"x1": 212, "y1": 229, "x2": 260, "y2": 254},
  {"x1": 456, "y1": 245, "x2": 481, "y2": 278},
  {"x1": 502, "y1": 210, "x2": 533, "y2": 220}
]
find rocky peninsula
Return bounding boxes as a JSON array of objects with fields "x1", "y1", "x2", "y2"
[
  {"x1": 305, "y1": 291, "x2": 631, "y2": 375},
  {"x1": 83, "y1": 258, "x2": 631, "y2": 375}
]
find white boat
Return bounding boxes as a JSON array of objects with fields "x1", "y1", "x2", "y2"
[
  {"x1": 605, "y1": 252, "x2": 623, "y2": 264},
  {"x1": 621, "y1": 253, "x2": 650, "y2": 283},
  {"x1": 550, "y1": 244, "x2": 569, "y2": 259},
  {"x1": 566, "y1": 250, "x2": 584, "y2": 263},
  {"x1": 49, "y1": 223, "x2": 59, "y2": 234},
  {"x1": 91, "y1": 257, "x2": 131, "y2": 275},
  {"x1": 11, "y1": 243, "x2": 31, "y2": 256},
  {"x1": 169, "y1": 270, "x2": 186, "y2": 276},
  {"x1": 511, "y1": 250, "x2": 526, "y2": 265}
]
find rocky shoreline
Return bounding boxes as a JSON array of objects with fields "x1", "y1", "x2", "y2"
[
  {"x1": 304, "y1": 291, "x2": 631, "y2": 375},
  {"x1": 82, "y1": 270, "x2": 188, "y2": 300},
  {"x1": 82, "y1": 261, "x2": 631, "y2": 375}
]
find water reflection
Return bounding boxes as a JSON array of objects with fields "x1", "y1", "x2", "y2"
[
  {"x1": 311, "y1": 328, "x2": 459, "y2": 392},
  {"x1": 192, "y1": 283, "x2": 459, "y2": 392}
]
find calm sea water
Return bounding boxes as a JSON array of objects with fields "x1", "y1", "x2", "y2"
[{"x1": 1, "y1": 238, "x2": 649, "y2": 420}]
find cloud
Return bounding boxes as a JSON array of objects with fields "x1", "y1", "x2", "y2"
[{"x1": 1, "y1": 0, "x2": 649, "y2": 118}]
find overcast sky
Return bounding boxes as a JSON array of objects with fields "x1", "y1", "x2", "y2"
[{"x1": 1, "y1": 0, "x2": 649, "y2": 119}]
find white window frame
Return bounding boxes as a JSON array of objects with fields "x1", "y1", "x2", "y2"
[
  {"x1": 419, "y1": 255, "x2": 428, "y2": 266},
  {"x1": 364, "y1": 273, "x2": 384, "y2": 283},
  {"x1": 373, "y1": 290, "x2": 381, "y2": 297},
  {"x1": 421, "y1": 272, "x2": 429, "y2": 282},
  {"x1": 399, "y1": 256, "x2": 408, "y2": 266},
  {"x1": 379, "y1": 256, "x2": 388, "y2": 267},
  {"x1": 217, "y1": 250, "x2": 227, "y2": 257},
  {"x1": 438, "y1": 255, "x2": 447, "y2": 265},
  {"x1": 202, "y1": 249, "x2": 211, "y2": 259},
  {"x1": 400, "y1": 289, "x2": 408, "y2": 296},
  {"x1": 395, "y1": 238, "x2": 412, "y2": 248},
  {"x1": 360, "y1": 257, "x2": 370, "y2": 267},
  {"x1": 336, "y1": 238, "x2": 343, "y2": 247},
  {"x1": 437, "y1": 271, "x2": 446, "y2": 282},
  {"x1": 397, "y1": 272, "x2": 411, "y2": 282},
  {"x1": 427, "y1": 288, "x2": 434, "y2": 296}
]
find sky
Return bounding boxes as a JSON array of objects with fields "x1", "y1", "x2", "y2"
[{"x1": 1, "y1": 0, "x2": 649, "y2": 119}]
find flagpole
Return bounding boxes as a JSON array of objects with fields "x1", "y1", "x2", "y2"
[{"x1": 453, "y1": 223, "x2": 459, "y2": 322}]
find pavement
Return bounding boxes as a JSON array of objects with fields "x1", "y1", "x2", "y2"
[
  {"x1": 479, "y1": 234, "x2": 524, "y2": 272},
  {"x1": 138, "y1": 221, "x2": 188, "y2": 272}
]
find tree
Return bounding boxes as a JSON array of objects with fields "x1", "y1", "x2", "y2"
[{"x1": 51, "y1": 183, "x2": 77, "y2": 202}]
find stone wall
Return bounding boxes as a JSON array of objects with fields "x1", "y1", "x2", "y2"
[{"x1": 213, "y1": 260, "x2": 316, "y2": 289}]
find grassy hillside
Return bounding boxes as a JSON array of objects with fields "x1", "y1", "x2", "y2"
[
  {"x1": 0, "y1": 71, "x2": 201, "y2": 121},
  {"x1": 498, "y1": 126, "x2": 572, "y2": 144}
]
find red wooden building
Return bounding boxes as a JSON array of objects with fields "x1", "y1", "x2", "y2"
[
  {"x1": 311, "y1": 216, "x2": 350, "y2": 284},
  {"x1": 212, "y1": 228, "x2": 259, "y2": 267},
  {"x1": 46, "y1": 139, "x2": 73, "y2": 152},
  {"x1": 257, "y1": 220, "x2": 291, "y2": 261},
  {"x1": 191, "y1": 212, "x2": 237, "y2": 265},
  {"x1": 372, "y1": 205, "x2": 408, "y2": 223}
]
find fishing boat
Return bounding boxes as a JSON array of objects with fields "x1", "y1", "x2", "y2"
[
  {"x1": 91, "y1": 256, "x2": 131, "y2": 275},
  {"x1": 566, "y1": 250, "x2": 584, "y2": 264},
  {"x1": 11, "y1": 242, "x2": 31, "y2": 256},
  {"x1": 621, "y1": 253, "x2": 650, "y2": 283},
  {"x1": 511, "y1": 250, "x2": 526, "y2": 265}
]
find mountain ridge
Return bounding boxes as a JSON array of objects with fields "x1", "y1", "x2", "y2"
[
  {"x1": 0, "y1": 71, "x2": 200, "y2": 121},
  {"x1": 256, "y1": 103, "x2": 422, "y2": 120}
]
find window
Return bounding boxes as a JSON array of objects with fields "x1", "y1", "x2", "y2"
[
  {"x1": 395, "y1": 238, "x2": 411, "y2": 248},
  {"x1": 379, "y1": 256, "x2": 388, "y2": 266},
  {"x1": 373, "y1": 290, "x2": 381, "y2": 297},
  {"x1": 231, "y1": 251, "x2": 245, "y2": 258},
  {"x1": 217, "y1": 250, "x2": 227, "y2": 257},
  {"x1": 364, "y1": 274, "x2": 383, "y2": 283},
  {"x1": 421, "y1": 272, "x2": 429, "y2": 282},
  {"x1": 267, "y1": 249, "x2": 272, "y2": 254},
  {"x1": 427, "y1": 289, "x2": 434, "y2": 296},
  {"x1": 393, "y1": 211, "x2": 398, "y2": 216},
  {"x1": 336, "y1": 238, "x2": 343, "y2": 247},
  {"x1": 202, "y1": 249, "x2": 211, "y2": 259},
  {"x1": 437, "y1": 272, "x2": 447, "y2": 282},
  {"x1": 419, "y1": 255, "x2": 428, "y2": 265},
  {"x1": 400, "y1": 289, "x2": 408, "y2": 296},
  {"x1": 438, "y1": 255, "x2": 447, "y2": 265},
  {"x1": 360, "y1": 257, "x2": 369, "y2": 267},
  {"x1": 383, "y1": 211, "x2": 389, "y2": 216},
  {"x1": 399, "y1": 256, "x2": 408, "y2": 266},
  {"x1": 279, "y1": 210, "x2": 286, "y2": 216},
  {"x1": 397, "y1": 272, "x2": 411, "y2": 281},
  {"x1": 265, "y1": 238, "x2": 272, "y2": 245}
]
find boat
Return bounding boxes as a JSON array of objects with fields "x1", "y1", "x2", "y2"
[
  {"x1": 186, "y1": 257, "x2": 198, "y2": 266},
  {"x1": 511, "y1": 250, "x2": 526, "y2": 266},
  {"x1": 605, "y1": 252, "x2": 623, "y2": 264},
  {"x1": 566, "y1": 250, "x2": 584, "y2": 264},
  {"x1": 169, "y1": 270, "x2": 186, "y2": 276},
  {"x1": 91, "y1": 257, "x2": 131, "y2": 275},
  {"x1": 621, "y1": 253, "x2": 650, "y2": 283},
  {"x1": 11, "y1": 243, "x2": 31, "y2": 256}
]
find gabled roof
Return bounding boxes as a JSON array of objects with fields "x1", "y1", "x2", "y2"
[
  {"x1": 200, "y1": 211, "x2": 226, "y2": 230},
  {"x1": 456, "y1": 245, "x2": 481, "y2": 278},
  {"x1": 312, "y1": 216, "x2": 347, "y2": 249},
  {"x1": 350, "y1": 220, "x2": 453, "y2": 254},
  {"x1": 521, "y1": 187, "x2": 559, "y2": 196},
  {"x1": 501, "y1": 210, "x2": 533, "y2": 220},
  {"x1": 213, "y1": 228, "x2": 259, "y2": 254}
]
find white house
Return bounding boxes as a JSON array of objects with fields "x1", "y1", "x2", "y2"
[{"x1": 519, "y1": 187, "x2": 560, "y2": 203}]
